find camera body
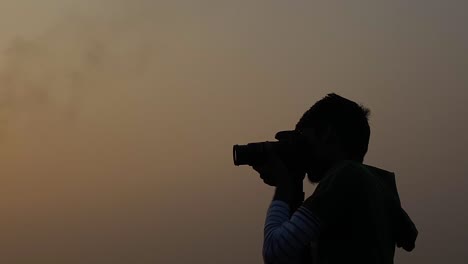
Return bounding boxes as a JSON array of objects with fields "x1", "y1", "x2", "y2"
[{"x1": 233, "y1": 130, "x2": 309, "y2": 169}]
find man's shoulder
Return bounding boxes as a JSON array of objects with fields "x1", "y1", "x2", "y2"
[
  {"x1": 302, "y1": 160, "x2": 366, "y2": 225},
  {"x1": 321, "y1": 160, "x2": 370, "y2": 185}
]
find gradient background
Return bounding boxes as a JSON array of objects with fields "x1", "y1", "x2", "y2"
[{"x1": 0, "y1": 1, "x2": 467, "y2": 263}]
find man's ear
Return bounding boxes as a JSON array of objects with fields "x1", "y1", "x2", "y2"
[{"x1": 323, "y1": 124, "x2": 338, "y2": 144}]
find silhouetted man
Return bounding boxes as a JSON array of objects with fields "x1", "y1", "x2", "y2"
[{"x1": 253, "y1": 93, "x2": 418, "y2": 264}]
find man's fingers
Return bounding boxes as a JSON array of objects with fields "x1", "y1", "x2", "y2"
[
  {"x1": 252, "y1": 165, "x2": 264, "y2": 174},
  {"x1": 251, "y1": 165, "x2": 276, "y2": 186},
  {"x1": 263, "y1": 179, "x2": 276, "y2": 187},
  {"x1": 261, "y1": 173, "x2": 277, "y2": 186}
]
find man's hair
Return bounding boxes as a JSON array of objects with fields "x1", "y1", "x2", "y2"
[{"x1": 296, "y1": 93, "x2": 371, "y2": 162}]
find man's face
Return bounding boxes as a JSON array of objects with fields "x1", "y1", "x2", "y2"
[{"x1": 298, "y1": 127, "x2": 334, "y2": 183}]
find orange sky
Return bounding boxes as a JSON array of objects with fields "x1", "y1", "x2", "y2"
[{"x1": 0, "y1": 1, "x2": 467, "y2": 263}]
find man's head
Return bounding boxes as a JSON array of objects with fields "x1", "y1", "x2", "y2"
[{"x1": 295, "y1": 93, "x2": 371, "y2": 182}]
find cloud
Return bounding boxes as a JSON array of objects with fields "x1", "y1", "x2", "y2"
[{"x1": 0, "y1": 6, "x2": 157, "y2": 139}]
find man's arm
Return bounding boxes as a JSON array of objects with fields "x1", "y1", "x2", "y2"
[
  {"x1": 254, "y1": 142, "x2": 320, "y2": 262},
  {"x1": 263, "y1": 199, "x2": 320, "y2": 263},
  {"x1": 273, "y1": 176, "x2": 305, "y2": 213},
  {"x1": 396, "y1": 207, "x2": 418, "y2": 251}
]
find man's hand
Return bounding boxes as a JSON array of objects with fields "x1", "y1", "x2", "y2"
[
  {"x1": 251, "y1": 142, "x2": 290, "y2": 186},
  {"x1": 251, "y1": 142, "x2": 305, "y2": 205}
]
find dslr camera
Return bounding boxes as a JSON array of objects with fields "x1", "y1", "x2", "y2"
[{"x1": 232, "y1": 130, "x2": 309, "y2": 170}]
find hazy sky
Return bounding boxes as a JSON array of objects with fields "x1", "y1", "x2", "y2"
[{"x1": 0, "y1": 1, "x2": 467, "y2": 263}]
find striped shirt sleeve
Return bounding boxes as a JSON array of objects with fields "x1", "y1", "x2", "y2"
[{"x1": 263, "y1": 200, "x2": 320, "y2": 263}]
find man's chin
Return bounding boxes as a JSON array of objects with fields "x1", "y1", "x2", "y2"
[
  {"x1": 306, "y1": 172, "x2": 322, "y2": 183},
  {"x1": 306, "y1": 163, "x2": 330, "y2": 183}
]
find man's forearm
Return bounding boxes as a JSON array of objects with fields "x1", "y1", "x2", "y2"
[
  {"x1": 273, "y1": 180, "x2": 304, "y2": 214},
  {"x1": 263, "y1": 200, "x2": 320, "y2": 263}
]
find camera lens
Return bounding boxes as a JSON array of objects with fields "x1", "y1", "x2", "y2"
[{"x1": 233, "y1": 143, "x2": 266, "y2": 166}]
